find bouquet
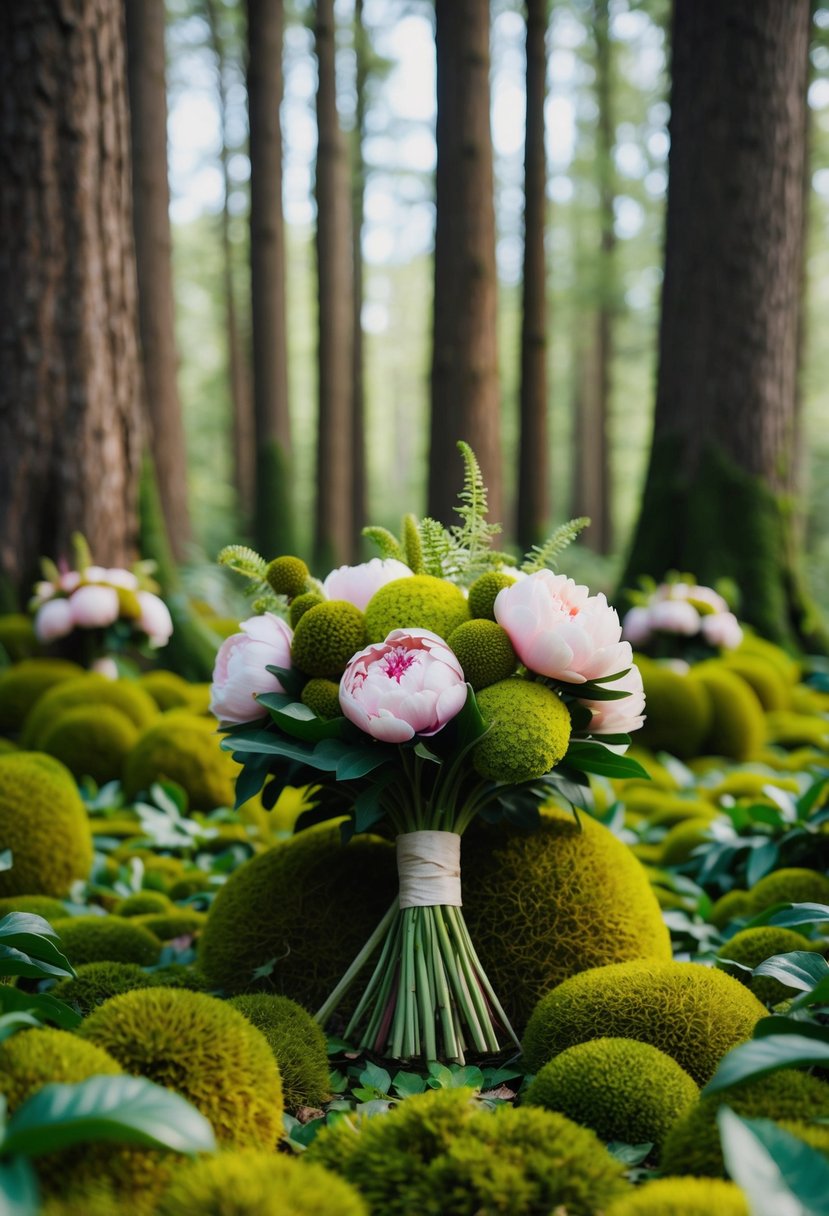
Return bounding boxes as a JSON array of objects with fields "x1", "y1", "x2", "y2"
[
  {"x1": 30, "y1": 533, "x2": 173, "y2": 672},
  {"x1": 212, "y1": 444, "x2": 647, "y2": 1063},
  {"x1": 621, "y1": 573, "x2": 743, "y2": 664}
]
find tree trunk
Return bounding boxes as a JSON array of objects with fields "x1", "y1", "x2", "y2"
[
  {"x1": 517, "y1": 0, "x2": 549, "y2": 552},
  {"x1": 125, "y1": 0, "x2": 191, "y2": 562},
  {"x1": 247, "y1": 0, "x2": 294, "y2": 557},
  {"x1": 621, "y1": 0, "x2": 820, "y2": 650},
  {"x1": 0, "y1": 0, "x2": 142, "y2": 603},
  {"x1": 314, "y1": 0, "x2": 354, "y2": 570},
  {"x1": 351, "y1": 0, "x2": 368, "y2": 552},
  {"x1": 429, "y1": 0, "x2": 502, "y2": 528}
]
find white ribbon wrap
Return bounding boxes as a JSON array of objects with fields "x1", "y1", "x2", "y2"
[{"x1": 396, "y1": 830, "x2": 462, "y2": 909}]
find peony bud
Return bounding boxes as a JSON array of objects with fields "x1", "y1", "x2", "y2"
[
  {"x1": 136, "y1": 591, "x2": 173, "y2": 648},
  {"x1": 34, "y1": 597, "x2": 75, "y2": 642},
  {"x1": 323, "y1": 558, "x2": 414, "y2": 612},
  {"x1": 69, "y1": 584, "x2": 120, "y2": 629},
  {"x1": 210, "y1": 613, "x2": 294, "y2": 725}
]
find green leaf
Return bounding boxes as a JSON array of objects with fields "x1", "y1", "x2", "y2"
[
  {"x1": 0, "y1": 1157, "x2": 39, "y2": 1216},
  {"x1": 352, "y1": 785, "x2": 387, "y2": 834},
  {"x1": 606, "y1": 1142, "x2": 654, "y2": 1167},
  {"x1": 0, "y1": 1013, "x2": 42, "y2": 1044},
  {"x1": 752, "y1": 1016, "x2": 829, "y2": 1042},
  {"x1": 358, "y1": 1061, "x2": 391, "y2": 1095},
  {"x1": 264, "y1": 665, "x2": 308, "y2": 700},
  {"x1": 391, "y1": 1071, "x2": 428, "y2": 1098},
  {"x1": 328, "y1": 1069, "x2": 348, "y2": 1094},
  {"x1": 2, "y1": 1075, "x2": 216, "y2": 1157},
  {"x1": 0, "y1": 915, "x2": 75, "y2": 981},
  {"x1": 718, "y1": 1107, "x2": 829, "y2": 1216},
  {"x1": 745, "y1": 903, "x2": 829, "y2": 931},
  {"x1": 752, "y1": 951, "x2": 829, "y2": 993},
  {"x1": 563, "y1": 742, "x2": 650, "y2": 780},
  {"x1": 703, "y1": 1034, "x2": 829, "y2": 1095},
  {"x1": 261, "y1": 698, "x2": 346, "y2": 743},
  {"x1": 0, "y1": 851, "x2": 12, "y2": 873},
  {"x1": 426, "y1": 1062, "x2": 454, "y2": 1089},
  {"x1": 0, "y1": 986, "x2": 82, "y2": 1031},
  {"x1": 448, "y1": 1065, "x2": 484, "y2": 1089},
  {"x1": 453, "y1": 683, "x2": 484, "y2": 750},
  {"x1": 362, "y1": 526, "x2": 405, "y2": 562}
]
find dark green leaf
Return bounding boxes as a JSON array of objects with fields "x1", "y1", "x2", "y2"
[
  {"x1": 753, "y1": 1016, "x2": 829, "y2": 1042},
  {"x1": 563, "y1": 742, "x2": 650, "y2": 780},
  {"x1": 265, "y1": 665, "x2": 307, "y2": 699},
  {"x1": 448, "y1": 1065, "x2": 484, "y2": 1089},
  {"x1": 454, "y1": 684, "x2": 485, "y2": 750},
  {"x1": 0, "y1": 851, "x2": 12, "y2": 873},
  {"x1": 718, "y1": 1108, "x2": 829, "y2": 1216},
  {"x1": 359, "y1": 1061, "x2": 391, "y2": 1094},
  {"x1": 752, "y1": 951, "x2": 829, "y2": 993},
  {"x1": 0, "y1": 1013, "x2": 42, "y2": 1044},
  {"x1": 703, "y1": 1034, "x2": 829, "y2": 1095},
  {"x1": 391, "y1": 1071, "x2": 427, "y2": 1098},
  {"x1": 746, "y1": 839, "x2": 780, "y2": 887},
  {"x1": 746, "y1": 903, "x2": 829, "y2": 931},
  {"x1": 262, "y1": 699, "x2": 346, "y2": 743},
  {"x1": 0, "y1": 986, "x2": 81, "y2": 1031},
  {"x1": 606, "y1": 1142, "x2": 654, "y2": 1166},
  {"x1": 0, "y1": 1157, "x2": 39, "y2": 1216}
]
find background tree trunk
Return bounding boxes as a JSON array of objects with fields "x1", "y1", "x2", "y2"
[
  {"x1": 0, "y1": 0, "x2": 142, "y2": 603},
  {"x1": 247, "y1": 0, "x2": 294, "y2": 557},
  {"x1": 621, "y1": 0, "x2": 820, "y2": 650},
  {"x1": 125, "y1": 0, "x2": 192, "y2": 562},
  {"x1": 517, "y1": 0, "x2": 550, "y2": 553},
  {"x1": 314, "y1": 0, "x2": 354, "y2": 570},
  {"x1": 429, "y1": 0, "x2": 502, "y2": 528},
  {"x1": 351, "y1": 0, "x2": 368, "y2": 552}
]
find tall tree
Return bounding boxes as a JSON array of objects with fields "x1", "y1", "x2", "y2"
[
  {"x1": 622, "y1": 0, "x2": 821, "y2": 649},
  {"x1": 350, "y1": 0, "x2": 369, "y2": 551},
  {"x1": 517, "y1": 0, "x2": 550, "y2": 552},
  {"x1": 125, "y1": 0, "x2": 192, "y2": 562},
  {"x1": 247, "y1": 0, "x2": 294, "y2": 556},
  {"x1": 314, "y1": 0, "x2": 354, "y2": 569},
  {"x1": 0, "y1": 0, "x2": 142, "y2": 603},
  {"x1": 429, "y1": 0, "x2": 502, "y2": 527}
]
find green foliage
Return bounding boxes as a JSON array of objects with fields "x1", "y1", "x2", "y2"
[
  {"x1": 688, "y1": 663, "x2": 766, "y2": 761},
  {"x1": 0, "y1": 753, "x2": 93, "y2": 899},
  {"x1": 750, "y1": 867, "x2": 829, "y2": 913},
  {"x1": 605, "y1": 1178, "x2": 749, "y2": 1216},
  {"x1": 361, "y1": 527, "x2": 404, "y2": 562},
  {"x1": 115, "y1": 892, "x2": 172, "y2": 918},
  {"x1": 473, "y1": 679, "x2": 571, "y2": 782},
  {"x1": 50, "y1": 917, "x2": 161, "y2": 969},
  {"x1": 291, "y1": 601, "x2": 367, "y2": 678},
  {"x1": 217, "y1": 544, "x2": 283, "y2": 614},
  {"x1": 522, "y1": 516, "x2": 591, "y2": 573},
  {"x1": 0, "y1": 616, "x2": 41, "y2": 663},
  {"x1": 227, "y1": 993, "x2": 331, "y2": 1112},
  {"x1": 0, "y1": 897, "x2": 67, "y2": 925},
  {"x1": 402, "y1": 514, "x2": 424, "y2": 574},
  {"x1": 718, "y1": 1108, "x2": 829, "y2": 1216},
  {"x1": 136, "y1": 671, "x2": 194, "y2": 712}
]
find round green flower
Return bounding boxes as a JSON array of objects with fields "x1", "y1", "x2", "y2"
[
  {"x1": 448, "y1": 619, "x2": 517, "y2": 690},
  {"x1": 266, "y1": 556, "x2": 311, "y2": 599},
  {"x1": 364, "y1": 575, "x2": 469, "y2": 642},
  {"x1": 301, "y1": 677, "x2": 342, "y2": 719},
  {"x1": 473, "y1": 679, "x2": 571, "y2": 782},
  {"x1": 467, "y1": 571, "x2": 517, "y2": 621},
  {"x1": 291, "y1": 601, "x2": 367, "y2": 678},
  {"x1": 289, "y1": 591, "x2": 325, "y2": 628}
]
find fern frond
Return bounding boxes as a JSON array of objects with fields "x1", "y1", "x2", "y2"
[
  {"x1": 522, "y1": 517, "x2": 591, "y2": 573},
  {"x1": 402, "y1": 514, "x2": 425, "y2": 574},
  {"x1": 418, "y1": 517, "x2": 458, "y2": 578},
  {"x1": 251, "y1": 592, "x2": 283, "y2": 615},
  {"x1": 362, "y1": 526, "x2": 404, "y2": 562},
  {"x1": 450, "y1": 442, "x2": 502, "y2": 582},
  {"x1": 217, "y1": 544, "x2": 269, "y2": 581}
]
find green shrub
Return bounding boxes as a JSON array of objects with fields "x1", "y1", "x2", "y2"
[
  {"x1": 735, "y1": 634, "x2": 800, "y2": 685},
  {"x1": 115, "y1": 891, "x2": 173, "y2": 917},
  {"x1": 123, "y1": 712, "x2": 238, "y2": 810},
  {"x1": 718, "y1": 925, "x2": 819, "y2": 1005},
  {"x1": 38, "y1": 705, "x2": 138, "y2": 784},
  {"x1": 0, "y1": 659, "x2": 82, "y2": 735},
  {"x1": 22, "y1": 675, "x2": 157, "y2": 748},
  {"x1": 0, "y1": 614, "x2": 42, "y2": 662},
  {"x1": 709, "y1": 889, "x2": 753, "y2": 930},
  {"x1": 137, "y1": 670, "x2": 194, "y2": 711},
  {"x1": 765, "y1": 711, "x2": 829, "y2": 749},
  {"x1": 0, "y1": 752, "x2": 92, "y2": 897},
  {"x1": 636, "y1": 665, "x2": 712, "y2": 759},
  {"x1": 0, "y1": 1027, "x2": 121, "y2": 1112},
  {"x1": 605, "y1": 1178, "x2": 749, "y2": 1216},
  {"x1": 522, "y1": 960, "x2": 765, "y2": 1084},
  {"x1": 659, "y1": 817, "x2": 716, "y2": 865},
  {"x1": 721, "y1": 653, "x2": 792, "y2": 711},
  {"x1": 228, "y1": 993, "x2": 331, "y2": 1112},
  {"x1": 51, "y1": 916, "x2": 161, "y2": 967},
  {"x1": 133, "y1": 911, "x2": 207, "y2": 940},
  {"x1": 749, "y1": 867, "x2": 829, "y2": 913},
  {"x1": 0, "y1": 894, "x2": 66, "y2": 922},
  {"x1": 687, "y1": 663, "x2": 765, "y2": 761},
  {"x1": 51, "y1": 961, "x2": 159, "y2": 1016}
]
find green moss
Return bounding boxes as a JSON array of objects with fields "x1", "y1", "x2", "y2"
[
  {"x1": 462, "y1": 808, "x2": 671, "y2": 1030},
  {"x1": 636, "y1": 665, "x2": 712, "y2": 759},
  {"x1": 23, "y1": 675, "x2": 157, "y2": 749},
  {"x1": 524, "y1": 1037, "x2": 698, "y2": 1157},
  {"x1": 364, "y1": 575, "x2": 469, "y2": 643},
  {"x1": 688, "y1": 663, "x2": 765, "y2": 761},
  {"x1": 736, "y1": 634, "x2": 801, "y2": 685},
  {"x1": 647, "y1": 799, "x2": 716, "y2": 828},
  {"x1": 133, "y1": 911, "x2": 207, "y2": 940},
  {"x1": 467, "y1": 572, "x2": 516, "y2": 621},
  {"x1": 0, "y1": 659, "x2": 83, "y2": 735},
  {"x1": 167, "y1": 874, "x2": 213, "y2": 902},
  {"x1": 661, "y1": 1070, "x2": 829, "y2": 1177},
  {"x1": 156, "y1": 1152, "x2": 368, "y2": 1216},
  {"x1": 51, "y1": 962, "x2": 160, "y2": 1016},
  {"x1": 473, "y1": 679, "x2": 571, "y2": 783},
  {"x1": 266, "y1": 555, "x2": 311, "y2": 598},
  {"x1": 38, "y1": 705, "x2": 138, "y2": 785},
  {"x1": 708, "y1": 770, "x2": 800, "y2": 802},
  {"x1": 137, "y1": 671, "x2": 193, "y2": 711},
  {"x1": 307, "y1": 1086, "x2": 628, "y2": 1216},
  {"x1": 291, "y1": 601, "x2": 367, "y2": 679},
  {"x1": 709, "y1": 889, "x2": 753, "y2": 930},
  {"x1": 80, "y1": 988, "x2": 283, "y2": 1149},
  {"x1": 52, "y1": 916, "x2": 161, "y2": 967},
  {"x1": 301, "y1": 677, "x2": 343, "y2": 720},
  {"x1": 605, "y1": 1178, "x2": 749, "y2": 1216},
  {"x1": 0, "y1": 1027, "x2": 121, "y2": 1112},
  {"x1": 198, "y1": 822, "x2": 397, "y2": 1010},
  {"x1": 660, "y1": 817, "x2": 715, "y2": 866},
  {"x1": 289, "y1": 592, "x2": 325, "y2": 628},
  {"x1": 115, "y1": 892, "x2": 173, "y2": 917},
  {"x1": 227, "y1": 993, "x2": 331, "y2": 1112},
  {"x1": 749, "y1": 867, "x2": 829, "y2": 913},
  {"x1": 765, "y1": 710, "x2": 829, "y2": 749},
  {"x1": 0, "y1": 894, "x2": 67, "y2": 923},
  {"x1": 447, "y1": 620, "x2": 517, "y2": 690},
  {"x1": 0, "y1": 753, "x2": 92, "y2": 898},
  {"x1": 0, "y1": 614, "x2": 41, "y2": 661},
  {"x1": 522, "y1": 960, "x2": 765, "y2": 1083},
  {"x1": 721, "y1": 653, "x2": 792, "y2": 711},
  {"x1": 717, "y1": 926, "x2": 818, "y2": 1005},
  {"x1": 123, "y1": 712, "x2": 238, "y2": 811}
]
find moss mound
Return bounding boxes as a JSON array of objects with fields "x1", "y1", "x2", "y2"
[
  {"x1": 137, "y1": 670, "x2": 194, "y2": 711},
  {"x1": 38, "y1": 705, "x2": 138, "y2": 785},
  {"x1": 660, "y1": 817, "x2": 715, "y2": 865},
  {"x1": 636, "y1": 665, "x2": 712, "y2": 760},
  {"x1": 0, "y1": 752, "x2": 93, "y2": 897},
  {"x1": 707, "y1": 770, "x2": 800, "y2": 802},
  {"x1": 115, "y1": 891, "x2": 173, "y2": 917},
  {"x1": 52, "y1": 916, "x2": 161, "y2": 967},
  {"x1": 51, "y1": 961, "x2": 159, "y2": 1016},
  {"x1": 749, "y1": 866, "x2": 829, "y2": 913},
  {"x1": 736, "y1": 634, "x2": 800, "y2": 685},
  {"x1": 721, "y1": 653, "x2": 792, "y2": 711},
  {"x1": 522, "y1": 960, "x2": 765, "y2": 1083},
  {"x1": 301, "y1": 677, "x2": 343, "y2": 720},
  {"x1": 0, "y1": 1027, "x2": 121, "y2": 1112},
  {"x1": 23, "y1": 675, "x2": 157, "y2": 749},
  {"x1": 0, "y1": 614, "x2": 41, "y2": 662},
  {"x1": 307, "y1": 1086, "x2": 628, "y2": 1216},
  {"x1": 605, "y1": 1178, "x2": 749, "y2": 1216},
  {"x1": 291, "y1": 601, "x2": 367, "y2": 679},
  {"x1": 0, "y1": 659, "x2": 82, "y2": 735},
  {"x1": 80, "y1": 987, "x2": 284, "y2": 1149},
  {"x1": 467, "y1": 571, "x2": 517, "y2": 621},
  {"x1": 473, "y1": 679, "x2": 571, "y2": 783},
  {"x1": 199, "y1": 823, "x2": 397, "y2": 1009},
  {"x1": 766, "y1": 710, "x2": 829, "y2": 749},
  {"x1": 661, "y1": 1070, "x2": 829, "y2": 1177},
  {"x1": 134, "y1": 910, "x2": 207, "y2": 940},
  {"x1": 718, "y1": 925, "x2": 819, "y2": 1005},
  {"x1": 364, "y1": 575, "x2": 469, "y2": 643},
  {"x1": 123, "y1": 712, "x2": 238, "y2": 810},
  {"x1": 447, "y1": 619, "x2": 517, "y2": 690},
  {"x1": 709, "y1": 889, "x2": 753, "y2": 930},
  {"x1": 227, "y1": 993, "x2": 331, "y2": 1112},
  {"x1": 461, "y1": 808, "x2": 671, "y2": 1029},
  {"x1": 687, "y1": 663, "x2": 765, "y2": 760},
  {"x1": 524, "y1": 1037, "x2": 698, "y2": 1156},
  {"x1": 156, "y1": 1151, "x2": 367, "y2": 1216},
  {"x1": 0, "y1": 894, "x2": 66, "y2": 922}
]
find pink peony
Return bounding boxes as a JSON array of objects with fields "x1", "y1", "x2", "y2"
[
  {"x1": 34, "y1": 597, "x2": 75, "y2": 642},
  {"x1": 136, "y1": 591, "x2": 173, "y2": 648},
  {"x1": 91, "y1": 657, "x2": 119, "y2": 680},
  {"x1": 58, "y1": 571, "x2": 81, "y2": 593},
  {"x1": 339, "y1": 628, "x2": 468, "y2": 743},
  {"x1": 648, "y1": 598, "x2": 700, "y2": 636},
  {"x1": 104, "y1": 567, "x2": 139, "y2": 591},
  {"x1": 69, "y1": 584, "x2": 120, "y2": 629},
  {"x1": 210, "y1": 613, "x2": 294, "y2": 725},
  {"x1": 493, "y1": 570, "x2": 629, "y2": 684},
  {"x1": 621, "y1": 606, "x2": 653, "y2": 647},
  {"x1": 577, "y1": 659, "x2": 646, "y2": 747},
  {"x1": 700, "y1": 611, "x2": 743, "y2": 651},
  {"x1": 323, "y1": 558, "x2": 413, "y2": 611}
]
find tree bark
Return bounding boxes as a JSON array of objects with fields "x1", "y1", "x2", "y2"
[
  {"x1": 125, "y1": 0, "x2": 191, "y2": 562},
  {"x1": 621, "y1": 0, "x2": 820, "y2": 650},
  {"x1": 314, "y1": 0, "x2": 354, "y2": 569},
  {"x1": 247, "y1": 0, "x2": 294, "y2": 556},
  {"x1": 0, "y1": 0, "x2": 142, "y2": 603},
  {"x1": 351, "y1": 0, "x2": 368, "y2": 552},
  {"x1": 429, "y1": 0, "x2": 502, "y2": 528},
  {"x1": 517, "y1": 0, "x2": 549, "y2": 552}
]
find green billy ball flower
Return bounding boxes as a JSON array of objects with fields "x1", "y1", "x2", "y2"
[
  {"x1": 448, "y1": 619, "x2": 517, "y2": 691},
  {"x1": 364, "y1": 575, "x2": 469, "y2": 643},
  {"x1": 266, "y1": 556, "x2": 310, "y2": 599},
  {"x1": 473, "y1": 678, "x2": 571, "y2": 782},
  {"x1": 468, "y1": 571, "x2": 517, "y2": 621},
  {"x1": 301, "y1": 678, "x2": 342, "y2": 720},
  {"x1": 289, "y1": 591, "x2": 324, "y2": 628},
  {"x1": 291, "y1": 601, "x2": 367, "y2": 679}
]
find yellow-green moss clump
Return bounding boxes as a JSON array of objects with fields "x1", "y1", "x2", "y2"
[
  {"x1": 749, "y1": 866, "x2": 829, "y2": 913},
  {"x1": 80, "y1": 988, "x2": 284, "y2": 1149},
  {"x1": 473, "y1": 679, "x2": 571, "y2": 783},
  {"x1": 134, "y1": 911, "x2": 207, "y2": 940},
  {"x1": 0, "y1": 615, "x2": 41, "y2": 662},
  {"x1": 709, "y1": 889, "x2": 753, "y2": 930},
  {"x1": 123, "y1": 712, "x2": 238, "y2": 810},
  {"x1": 0, "y1": 894, "x2": 67, "y2": 922},
  {"x1": 447, "y1": 619, "x2": 517, "y2": 690},
  {"x1": 38, "y1": 705, "x2": 138, "y2": 785},
  {"x1": 461, "y1": 808, "x2": 671, "y2": 1029},
  {"x1": 306, "y1": 1086, "x2": 628, "y2": 1216},
  {"x1": 636, "y1": 664, "x2": 712, "y2": 760},
  {"x1": 51, "y1": 962, "x2": 160, "y2": 1016},
  {"x1": 524, "y1": 1037, "x2": 698, "y2": 1157},
  {"x1": 22, "y1": 675, "x2": 157, "y2": 749},
  {"x1": 0, "y1": 753, "x2": 92, "y2": 898},
  {"x1": 687, "y1": 663, "x2": 765, "y2": 761},
  {"x1": 718, "y1": 925, "x2": 819, "y2": 1005},
  {"x1": 522, "y1": 960, "x2": 765, "y2": 1083},
  {"x1": 766, "y1": 710, "x2": 829, "y2": 750},
  {"x1": 199, "y1": 822, "x2": 397, "y2": 1009},
  {"x1": 661, "y1": 1070, "x2": 829, "y2": 1177},
  {"x1": 228, "y1": 993, "x2": 331, "y2": 1112},
  {"x1": 467, "y1": 571, "x2": 516, "y2": 621},
  {"x1": 289, "y1": 591, "x2": 325, "y2": 628},
  {"x1": 364, "y1": 575, "x2": 469, "y2": 643},
  {"x1": 0, "y1": 1027, "x2": 121, "y2": 1112},
  {"x1": 266, "y1": 555, "x2": 311, "y2": 599},
  {"x1": 721, "y1": 653, "x2": 792, "y2": 711},
  {"x1": 0, "y1": 659, "x2": 82, "y2": 735},
  {"x1": 156, "y1": 1152, "x2": 368, "y2": 1216},
  {"x1": 301, "y1": 677, "x2": 342, "y2": 720},
  {"x1": 706, "y1": 770, "x2": 800, "y2": 803},
  {"x1": 605, "y1": 1178, "x2": 749, "y2": 1216},
  {"x1": 115, "y1": 891, "x2": 173, "y2": 917},
  {"x1": 137, "y1": 670, "x2": 194, "y2": 712},
  {"x1": 51, "y1": 916, "x2": 161, "y2": 968},
  {"x1": 659, "y1": 817, "x2": 715, "y2": 866},
  {"x1": 291, "y1": 601, "x2": 367, "y2": 678}
]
